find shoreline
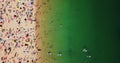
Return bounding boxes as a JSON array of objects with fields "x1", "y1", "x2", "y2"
[{"x1": 35, "y1": 0, "x2": 53, "y2": 63}]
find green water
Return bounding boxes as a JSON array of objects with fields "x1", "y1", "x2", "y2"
[
  {"x1": 47, "y1": 0, "x2": 120, "y2": 63},
  {"x1": 69, "y1": 0, "x2": 117, "y2": 63},
  {"x1": 48, "y1": 0, "x2": 70, "y2": 63}
]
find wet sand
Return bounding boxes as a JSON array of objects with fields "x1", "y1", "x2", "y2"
[{"x1": 35, "y1": 0, "x2": 52, "y2": 63}]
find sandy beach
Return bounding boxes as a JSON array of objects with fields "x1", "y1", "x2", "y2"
[
  {"x1": 0, "y1": 0, "x2": 38, "y2": 63},
  {"x1": 0, "y1": 0, "x2": 53, "y2": 63}
]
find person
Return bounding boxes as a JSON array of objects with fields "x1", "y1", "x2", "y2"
[
  {"x1": 57, "y1": 52, "x2": 62, "y2": 56},
  {"x1": 48, "y1": 51, "x2": 52, "y2": 55},
  {"x1": 0, "y1": 38, "x2": 2, "y2": 42},
  {"x1": 82, "y1": 48, "x2": 88, "y2": 53}
]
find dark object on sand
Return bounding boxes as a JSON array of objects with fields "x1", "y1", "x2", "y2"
[
  {"x1": 37, "y1": 49, "x2": 41, "y2": 51},
  {"x1": 0, "y1": 25, "x2": 2, "y2": 27},
  {"x1": 0, "y1": 38, "x2": 2, "y2": 42}
]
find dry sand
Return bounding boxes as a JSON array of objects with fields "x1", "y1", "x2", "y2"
[{"x1": 0, "y1": 0, "x2": 38, "y2": 63}]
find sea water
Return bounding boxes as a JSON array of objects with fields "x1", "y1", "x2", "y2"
[{"x1": 42, "y1": 0, "x2": 120, "y2": 63}]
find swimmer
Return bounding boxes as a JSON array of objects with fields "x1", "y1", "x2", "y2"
[
  {"x1": 87, "y1": 55, "x2": 92, "y2": 58},
  {"x1": 57, "y1": 52, "x2": 62, "y2": 56},
  {"x1": 48, "y1": 51, "x2": 52, "y2": 55},
  {"x1": 82, "y1": 48, "x2": 88, "y2": 53}
]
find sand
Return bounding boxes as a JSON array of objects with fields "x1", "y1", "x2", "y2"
[
  {"x1": 0, "y1": 0, "x2": 38, "y2": 63},
  {"x1": 0, "y1": 0, "x2": 55, "y2": 63},
  {"x1": 35, "y1": 0, "x2": 54, "y2": 63}
]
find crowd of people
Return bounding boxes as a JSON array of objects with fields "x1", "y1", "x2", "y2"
[{"x1": 0, "y1": 0, "x2": 38, "y2": 63}]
